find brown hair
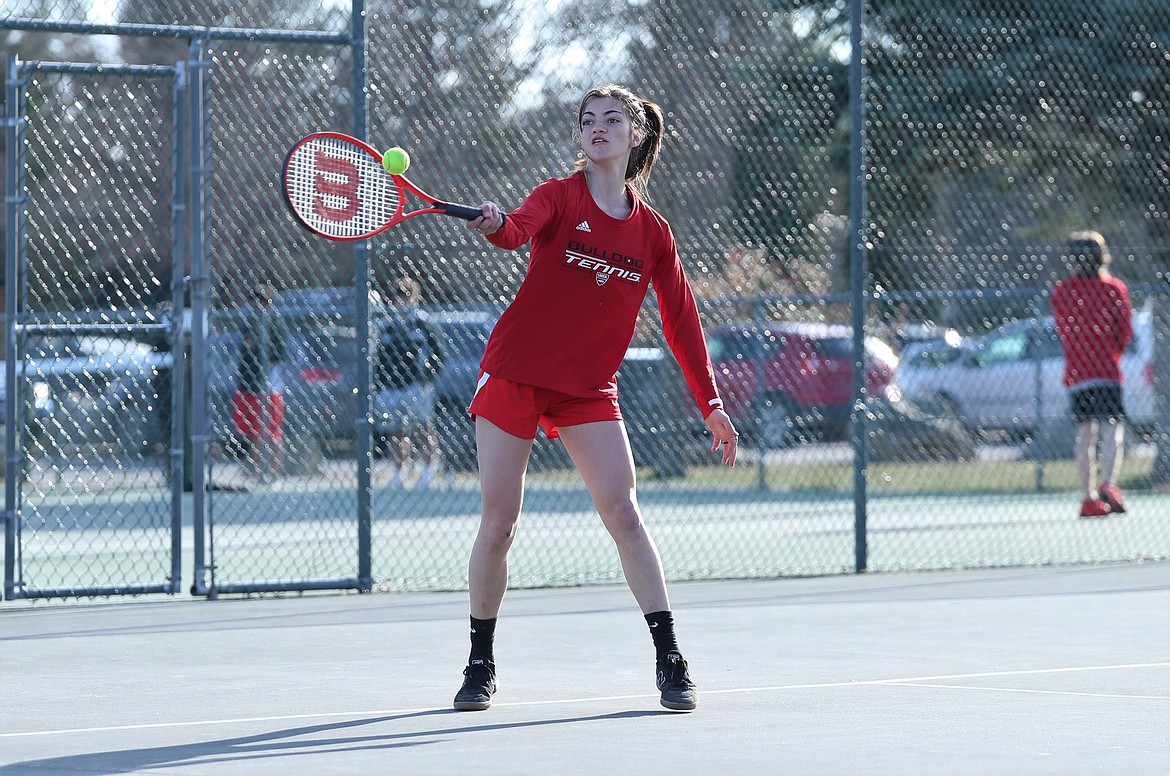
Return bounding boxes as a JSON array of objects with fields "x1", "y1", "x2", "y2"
[
  {"x1": 572, "y1": 84, "x2": 664, "y2": 199},
  {"x1": 1066, "y1": 230, "x2": 1112, "y2": 277}
]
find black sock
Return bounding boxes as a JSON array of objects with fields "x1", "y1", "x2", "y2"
[
  {"x1": 469, "y1": 616, "x2": 496, "y2": 663},
  {"x1": 645, "y1": 610, "x2": 680, "y2": 661}
]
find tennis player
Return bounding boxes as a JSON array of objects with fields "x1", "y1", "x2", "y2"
[
  {"x1": 1051, "y1": 231, "x2": 1133, "y2": 518},
  {"x1": 452, "y1": 84, "x2": 739, "y2": 712}
]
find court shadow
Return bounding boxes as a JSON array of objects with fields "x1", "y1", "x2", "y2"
[{"x1": 1, "y1": 709, "x2": 664, "y2": 773}]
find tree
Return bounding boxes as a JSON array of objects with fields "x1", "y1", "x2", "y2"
[
  {"x1": 624, "y1": 0, "x2": 850, "y2": 283},
  {"x1": 864, "y1": 0, "x2": 1170, "y2": 476},
  {"x1": 1, "y1": 4, "x2": 103, "y2": 280},
  {"x1": 1, "y1": 10, "x2": 134, "y2": 312},
  {"x1": 861, "y1": 1, "x2": 1168, "y2": 276},
  {"x1": 365, "y1": 0, "x2": 534, "y2": 304}
]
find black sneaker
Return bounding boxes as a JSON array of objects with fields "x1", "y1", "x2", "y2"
[
  {"x1": 453, "y1": 657, "x2": 497, "y2": 711},
  {"x1": 656, "y1": 652, "x2": 698, "y2": 711}
]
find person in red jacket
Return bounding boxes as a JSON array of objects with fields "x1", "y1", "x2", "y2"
[
  {"x1": 451, "y1": 84, "x2": 739, "y2": 713},
  {"x1": 1050, "y1": 231, "x2": 1133, "y2": 518}
]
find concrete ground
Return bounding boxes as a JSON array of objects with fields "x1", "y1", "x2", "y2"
[{"x1": 1, "y1": 561, "x2": 1167, "y2": 774}]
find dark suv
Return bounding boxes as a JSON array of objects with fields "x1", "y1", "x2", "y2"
[
  {"x1": 707, "y1": 321, "x2": 898, "y2": 448},
  {"x1": 422, "y1": 310, "x2": 495, "y2": 473}
]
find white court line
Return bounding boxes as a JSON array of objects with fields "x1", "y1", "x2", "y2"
[
  {"x1": 862, "y1": 661, "x2": 1170, "y2": 685},
  {"x1": 883, "y1": 683, "x2": 1170, "y2": 701},
  {"x1": 2, "y1": 661, "x2": 1166, "y2": 740},
  {"x1": 689, "y1": 661, "x2": 1170, "y2": 696}
]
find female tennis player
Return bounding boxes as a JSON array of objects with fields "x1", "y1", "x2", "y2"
[{"x1": 452, "y1": 84, "x2": 739, "y2": 713}]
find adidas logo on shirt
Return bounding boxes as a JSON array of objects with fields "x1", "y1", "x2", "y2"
[{"x1": 575, "y1": 220, "x2": 592, "y2": 232}]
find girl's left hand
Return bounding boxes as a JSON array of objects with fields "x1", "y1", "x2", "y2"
[{"x1": 705, "y1": 408, "x2": 739, "y2": 467}]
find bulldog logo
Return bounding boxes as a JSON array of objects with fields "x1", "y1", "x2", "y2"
[{"x1": 595, "y1": 272, "x2": 610, "y2": 286}]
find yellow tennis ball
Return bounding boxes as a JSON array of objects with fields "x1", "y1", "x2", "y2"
[{"x1": 381, "y1": 146, "x2": 410, "y2": 175}]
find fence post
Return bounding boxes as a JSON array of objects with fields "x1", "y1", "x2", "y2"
[
  {"x1": 187, "y1": 37, "x2": 212, "y2": 597},
  {"x1": 166, "y1": 60, "x2": 189, "y2": 593},
  {"x1": 1031, "y1": 295, "x2": 1047, "y2": 492},
  {"x1": 848, "y1": 0, "x2": 869, "y2": 574},
  {"x1": 753, "y1": 295, "x2": 767, "y2": 491},
  {"x1": 3, "y1": 54, "x2": 24, "y2": 600},
  {"x1": 351, "y1": 0, "x2": 373, "y2": 592}
]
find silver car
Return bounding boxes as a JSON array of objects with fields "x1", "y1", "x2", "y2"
[
  {"x1": 1, "y1": 333, "x2": 171, "y2": 455},
  {"x1": 896, "y1": 309, "x2": 1155, "y2": 437}
]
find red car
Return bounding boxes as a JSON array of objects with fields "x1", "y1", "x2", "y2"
[{"x1": 706, "y1": 321, "x2": 898, "y2": 447}]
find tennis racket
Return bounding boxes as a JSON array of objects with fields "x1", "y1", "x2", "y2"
[{"x1": 281, "y1": 131, "x2": 503, "y2": 241}]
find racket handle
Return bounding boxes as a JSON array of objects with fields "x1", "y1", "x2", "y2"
[{"x1": 439, "y1": 202, "x2": 506, "y2": 226}]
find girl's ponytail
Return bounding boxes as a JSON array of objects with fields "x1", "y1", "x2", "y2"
[{"x1": 626, "y1": 99, "x2": 664, "y2": 199}]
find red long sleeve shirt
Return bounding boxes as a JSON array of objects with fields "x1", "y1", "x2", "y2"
[
  {"x1": 482, "y1": 174, "x2": 723, "y2": 418},
  {"x1": 1050, "y1": 273, "x2": 1132, "y2": 389}
]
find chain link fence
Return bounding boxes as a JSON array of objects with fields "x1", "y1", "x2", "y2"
[
  {"x1": 2, "y1": 57, "x2": 185, "y2": 597},
  {"x1": 2, "y1": 0, "x2": 1168, "y2": 600}
]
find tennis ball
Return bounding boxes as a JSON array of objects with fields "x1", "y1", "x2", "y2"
[{"x1": 382, "y1": 146, "x2": 410, "y2": 175}]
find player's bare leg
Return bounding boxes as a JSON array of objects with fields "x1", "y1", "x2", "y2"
[
  {"x1": 558, "y1": 420, "x2": 668, "y2": 612},
  {"x1": 469, "y1": 417, "x2": 533, "y2": 618},
  {"x1": 1075, "y1": 420, "x2": 1098, "y2": 500},
  {"x1": 1098, "y1": 418, "x2": 1127, "y2": 513},
  {"x1": 559, "y1": 420, "x2": 697, "y2": 710},
  {"x1": 1076, "y1": 420, "x2": 1110, "y2": 517},
  {"x1": 387, "y1": 430, "x2": 409, "y2": 487},
  {"x1": 454, "y1": 417, "x2": 532, "y2": 711},
  {"x1": 416, "y1": 421, "x2": 442, "y2": 488}
]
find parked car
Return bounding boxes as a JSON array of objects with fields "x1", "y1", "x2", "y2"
[
  {"x1": 420, "y1": 310, "x2": 495, "y2": 473},
  {"x1": 273, "y1": 287, "x2": 393, "y2": 448},
  {"x1": 707, "y1": 321, "x2": 899, "y2": 448},
  {"x1": 0, "y1": 333, "x2": 171, "y2": 456},
  {"x1": 894, "y1": 334, "x2": 979, "y2": 397},
  {"x1": 893, "y1": 322, "x2": 964, "y2": 354},
  {"x1": 896, "y1": 309, "x2": 1155, "y2": 438},
  {"x1": 371, "y1": 309, "x2": 445, "y2": 459},
  {"x1": 422, "y1": 309, "x2": 698, "y2": 477},
  {"x1": 614, "y1": 346, "x2": 698, "y2": 477}
]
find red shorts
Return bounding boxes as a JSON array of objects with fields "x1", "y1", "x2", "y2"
[
  {"x1": 467, "y1": 373, "x2": 622, "y2": 440},
  {"x1": 231, "y1": 390, "x2": 286, "y2": 441}
]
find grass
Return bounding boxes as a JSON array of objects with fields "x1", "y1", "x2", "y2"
[{"x1": 659, "y1": 450, "x2": 1156, "y2": 496}]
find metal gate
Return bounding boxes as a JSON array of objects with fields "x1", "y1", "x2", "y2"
[
  {"x1": 1, "y1": 20, "x2": 367, "y2": 602},
  {"x1": 3, "y1": 56, "x2": 187, "y2": 599},
  {"x1": 186, "y1": 29, "x2": 368, "y2": 598}
]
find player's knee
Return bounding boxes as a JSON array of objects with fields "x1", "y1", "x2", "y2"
[
  {"x1": 477, "y1": 512, "x2": 519, "y2": 551},
  {"x1": 599, "y1": 500, "x2": 644, "y2": 539}
]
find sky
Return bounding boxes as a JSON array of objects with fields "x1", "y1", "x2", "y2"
[{"x1": 88, "y1": 0, "x2": 118, "y2": 24}]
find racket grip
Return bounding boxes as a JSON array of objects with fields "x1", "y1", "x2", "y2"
[{"x1": 439, "y1": 202, "x2": 506, "y2": 226}]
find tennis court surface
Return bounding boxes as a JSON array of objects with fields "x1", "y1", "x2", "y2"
[{"x1": 2, "y1": 561, "x2": 1167, "y2": 775}]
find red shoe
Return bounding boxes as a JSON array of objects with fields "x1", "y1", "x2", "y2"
[
  {"x1": 1079, "y1": 498, "x2": 1112, "y2": 518},
  {"x1": 1098, "y1": 483, "x2": 1126, "y2": 514}
]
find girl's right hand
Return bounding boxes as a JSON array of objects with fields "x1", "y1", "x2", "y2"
[{"x1": 467, "y1": 201, "x2": 503, "y2": 235}]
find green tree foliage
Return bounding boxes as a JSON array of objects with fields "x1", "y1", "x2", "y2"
[
  {"x1": 865, "y1": 0, "x2": 1169, "y2": 284},
  {"x1": 617, "y1": 0, "x2": 851, "y2": 293},
  {"x1": 0, "y1": 4, "x2": 101, "y2": 286},
  {"x1": 110, "y1": 0, "x2": 357, "y2": 305},
  {"x1": 365, "y1": 0, "x2": 534, "y2": 303}
]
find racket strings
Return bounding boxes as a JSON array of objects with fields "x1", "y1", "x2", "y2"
[{"x1": 285, "y1": 136, "x2": 401, "y2": 239}]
